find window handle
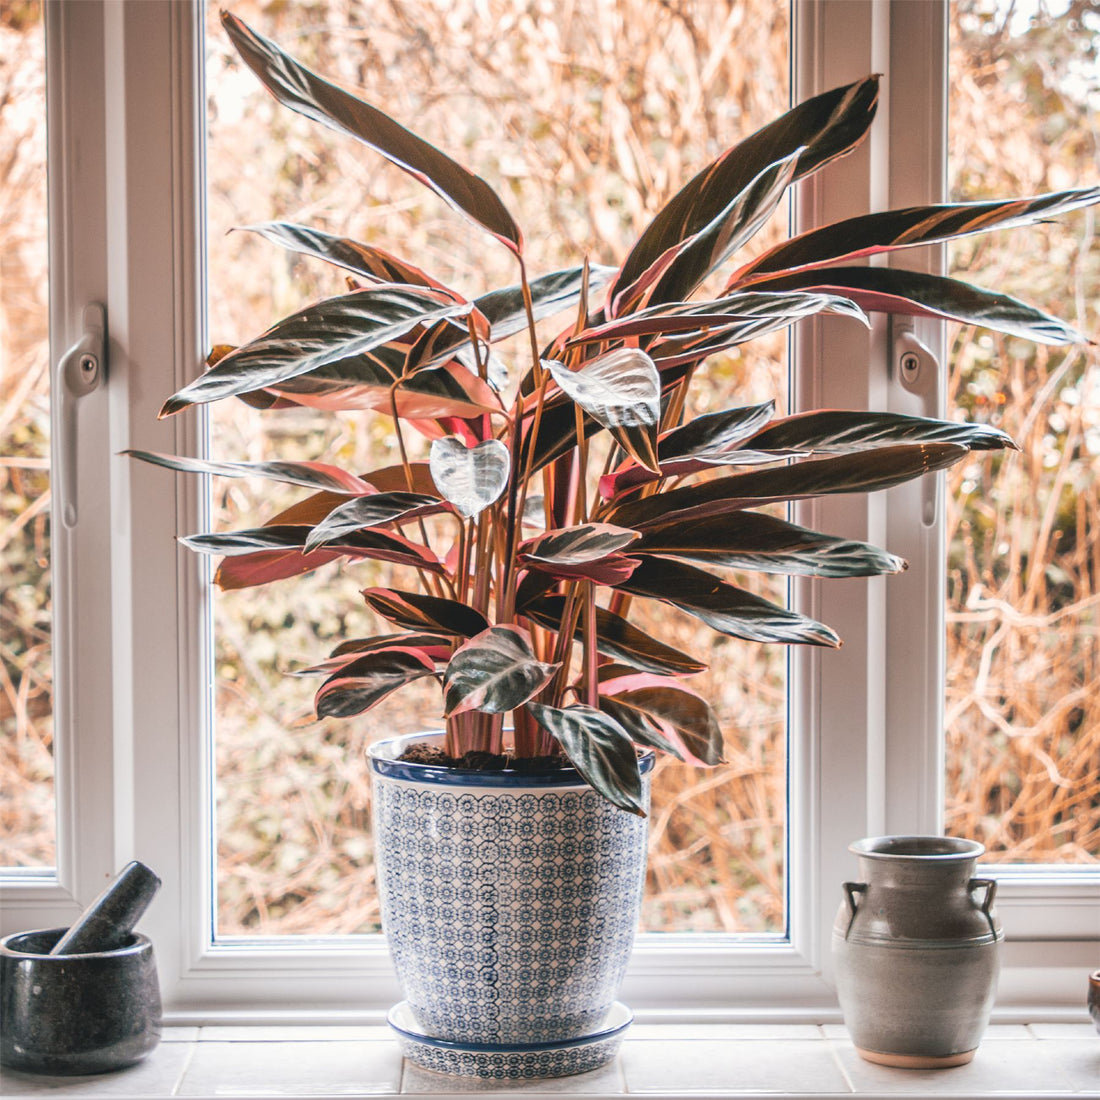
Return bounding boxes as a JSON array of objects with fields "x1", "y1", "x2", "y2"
[
  {"x1": 892, "y1": 320, "x2": 941, "y2": 527},
  {"x1": 55, "y1": 303, "x2": 106, "y2": 528}
]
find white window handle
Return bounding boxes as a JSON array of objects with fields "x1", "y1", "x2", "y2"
[
  {"x1": 891, "y1": 319, "x2": 942, "y2": 527},
  {"x1": 55, "y1": 303, "x2": 106, "y2": 528}
]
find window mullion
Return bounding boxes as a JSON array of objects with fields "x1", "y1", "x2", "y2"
[
  {"x1": 791, "y1": 0, "x2": 894, "y2": 994},
  {"x1": 881, "y1": 0, "x2": 949, "y2": 838}
]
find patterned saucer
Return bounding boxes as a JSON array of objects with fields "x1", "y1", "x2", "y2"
[{"x1": 387, "y1": 1000, "x2": 632, "y2": 1079}]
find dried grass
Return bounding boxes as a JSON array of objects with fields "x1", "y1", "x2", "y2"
[{"x1": 1, "y1": 1, "x2": 1096, "y2": 937}]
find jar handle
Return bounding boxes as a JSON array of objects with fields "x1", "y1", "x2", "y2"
[
  {"x1": 969, "y1": 877, "x2": 998, "y2": 937},
  {"x1": 841, "y1": 882, "x2": 866, "y2": 941}
]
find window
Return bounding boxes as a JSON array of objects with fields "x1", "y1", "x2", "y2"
[
  {"x1": 203, "y1": 0, "x2": 792, "y2": 942},
  {"x1": 2, "y1": 0, "x2": 53, "y2": 872},
  {"x1": 3, "y1": 0, "x2": 1095, "y2": 1021},
  {"x1": 945, "y1": 0, "x2": 1099, "y2": 868}
]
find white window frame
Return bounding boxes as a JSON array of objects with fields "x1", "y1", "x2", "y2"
[{"x1": 4, "y1": 0, "x2": 1095, "y2": 1023}]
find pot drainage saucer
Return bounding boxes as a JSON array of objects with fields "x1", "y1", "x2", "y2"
[{"x1": 387, "y1": 1001, "x2": 632, "y2": 1079}]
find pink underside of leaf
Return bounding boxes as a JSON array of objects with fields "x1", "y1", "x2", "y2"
[
  {"x1": 299, "y1": 643, "x2": 451, "y2": 676},
  {"x1": 215, "y1": 548, "x2": 344, "y2": 589},
  {"x1": 599, "y1": 671, "x2": 701, "y2": 697},
  {"x1": 520, "y1": 554, "x2": 640, "y2": 585}
]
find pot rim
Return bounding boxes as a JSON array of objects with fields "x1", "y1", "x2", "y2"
[
  {"x1": 0, "y1": 927, "x2": 154, "y2": 961},
  {"x1": 368, "y1": 730, "x2": 655, "y2": 787},
  {"x1": 849, "y1": 835, "x2": 985, "y2": 861}
]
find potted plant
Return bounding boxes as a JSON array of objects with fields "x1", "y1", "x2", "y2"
[{"x1": 129, "y1": 11, "x2": 1098, "y2": 1076}]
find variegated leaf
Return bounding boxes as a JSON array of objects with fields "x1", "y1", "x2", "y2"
[
  {"x1": 181, "y1": 525, "x2": 443, "y2": 584},
  {"x1": 611, "y1": 76, "x2": 879, "y2": 302},
  {"x1": 362, "y1": 587, "x2": 490, "y2": 637},
  {"x1": 315, "y1": 648, "x2": 438, "y2": 719},
  {"x1": 123, "y1": 449, "x2": 374, "y2": 495},
  {"x1": 526, "y1": 702, "x2": 645, "y2": 815},
  {"x1": 443, "y1": 626, "x2": 559, "y2": 717},
  {"x1": 239, "y1": 222, "x2": 455, "y2": 292},
  {"x1": 619, "y1": 558, "x2": 840, "y2": 647},
  {"x1": 608, "y1": 442, "x2": 970, "y2": 529},
  {"x1": 522, "y1": 596, "x2": 707, "y2": 676},
  {"x1": 223, "y1": 12, "x2": 523, "y2": 254},
  {"x1": 615, "y1": 149, "x2": 802, "y2": 315},
  {"x1": 634, "y1": 512, "x2": 906, "y2": 577},
  {"x1": 304, "y1": 492, "x2": 445, "y2": 552},
  {"x1": 161, "y1": 288, "x2": 468, "y2": 416},
  {"x1": 746, "y1": 410, "x2": 1016, "y2": 454},
  {"x1": 739, "y1": 266, "x2": 1085, "y2": 345},
  {"x1": 732, "y1": 185, "x2": 1100, "y2": 284},
  {"x1": 547, "y1": 349, "x2": 661, "y2": 473},
  {"x1": 429, "y1": 437, "x2": 510, "y2": 518},
  {"x1": 599, "y1": 686, "x2": 725, "y2": 766}
]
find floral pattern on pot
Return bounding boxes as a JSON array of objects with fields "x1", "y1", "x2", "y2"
[{"x1": 370, "y1": 733, "x2": 653, "y2": 1044}]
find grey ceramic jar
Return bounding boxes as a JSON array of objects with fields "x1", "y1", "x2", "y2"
[
  {"x1": 0, "y1": 928, "x2": 161, "y2": 1075},
  {"x1": 832, "y1": 836, "x2": 1003, "y2": 1068}
]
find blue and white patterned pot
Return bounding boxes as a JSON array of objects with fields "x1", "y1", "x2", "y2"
[{"x1": 368, "y1": 732, "x2": 653, "y2": 1045}]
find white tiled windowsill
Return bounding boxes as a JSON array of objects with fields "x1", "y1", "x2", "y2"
[{"x1": 1, "y1": 1023, "x2": 1095, "y2": 1099}]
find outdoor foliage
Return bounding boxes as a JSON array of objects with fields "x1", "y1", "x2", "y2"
[
  {"x1": 137, "y1": 4, "x2": 1098, "y2": 823},
  {"x1": 2, "y1": 0, "x2": 1097, "y2": 938}
]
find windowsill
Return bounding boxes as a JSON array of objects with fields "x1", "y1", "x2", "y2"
[{"x1": 1, "y1": 1023, "x2": 1095, "y2": 1099}]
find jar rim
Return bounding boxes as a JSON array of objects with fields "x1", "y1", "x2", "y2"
[{"x1": 849, "y1": 835, "x2": 985, "y2": 861}]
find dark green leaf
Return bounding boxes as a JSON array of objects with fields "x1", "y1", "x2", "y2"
[
  {"x1": 316, "y1": 648, "x2": 438, "y2": 718},
  {"x1": 304, "y1": 492, "x2": 444, "y2": 552},
  {"x1": 223, "y1": 12, "x2": 523, "y2": 253},
  {"x1": 599, "y1": 687, "x2": 724, "y2": 766},
  {"x1": 123, "y1": 449, "x2": 372, "y2": 494},
  {"x1": 733, "y1": 186, "x2": 1100, "y2": 283},
  {"x1": 239, "y1": 222, "x2": 454, "y2": 291},
  {"x1": 523, "y1": 595, "x2": 707, "y2": 676},
  {"x1": 608, "y1": 442, "x2": 970, "y2": 528},
  {"x1": 443, "y1": 625, "x2": 558, "y2": 716},
  {"x1": 618, "y1": 558, "x2": 840, "y2": 647},
  {"x1": 611, "y1": 75, "x2": 879, "y2": 302},
  {"x1": 635, "y1": 512, "x2": 906, "y2": 577},
  {"x1": 526, "y1": 703, "x2": 645, "y2": 815},
  {"x1": 160, "y1": 288, "x2": 467, "y2": 416},
  {"x1": 740, "y1": 266, "x2": 1085, "y2": 345},
  {"x1": 363, "y1": 587, "x2": 490, "y2": 637}
]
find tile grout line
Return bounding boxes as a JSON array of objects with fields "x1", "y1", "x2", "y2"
[
  {"x1": 169, "y1": 1039, "x2": 200, "y2": 1097},
  {"x1": 823, "y1": 1037, "x2": 857, "y2": 1095}
]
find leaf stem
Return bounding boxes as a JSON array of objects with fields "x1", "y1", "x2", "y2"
[{"x1": 388, "y1": 382, "x2": 445, "y2": 599}]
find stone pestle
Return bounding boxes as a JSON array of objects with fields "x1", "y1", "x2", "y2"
[{"x1": 49, "y1": 861, "x2": 162, "y2": 956}]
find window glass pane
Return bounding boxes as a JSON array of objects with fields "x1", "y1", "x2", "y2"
[
  {"x1": 205, "y1": 0, "x2": 789, "y2": 935},
  {"x1": 946, "y1": 0, "x2": 1099, "y2": 862},
  {"x1": 0, "y1": 0, "x2": 54, "y2": 870}
]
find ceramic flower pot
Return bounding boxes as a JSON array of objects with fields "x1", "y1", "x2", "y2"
[
  {"x1": 368, "y1": 732, "x2": 653, "y2": 1046},
  {"x1": 832, "y1": 835, "x2": 1003, "y2": 1068}
]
